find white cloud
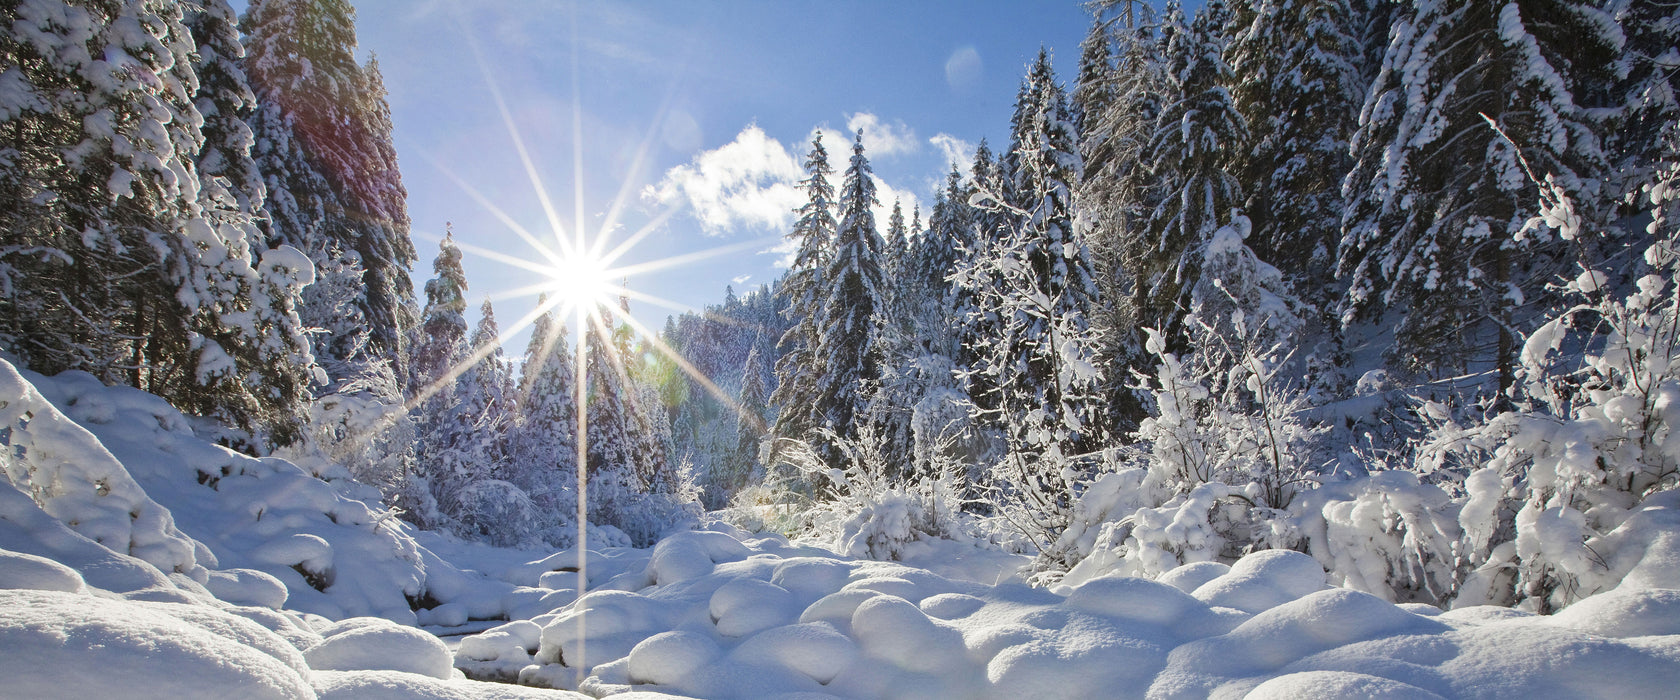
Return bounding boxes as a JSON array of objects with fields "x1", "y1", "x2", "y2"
[
  {"x1": 731, "y1": 274, "x2": 752, "y2": 285},
  {"x1": 810, "y1": 126, "x2": 851, "y2": 164},
  {"x1": 928, "y1": 133, "x2": 975, "y2": 176},
  {"x1": 763, "y1": 235, "x2": 799, "y2": 269},
  {"x1": 845, "y1": 112, "x2": 919, "y2": 158},
  {"x1": 643, "y1": 124, "x2": 804, "y2": 236},
  {"x1": 652, "y1": 121, "x2": 933, "y2": 261},
  {"x1": 873, "y1": 176, "x2": 924, "y2": 238},
  {"x1": 945, "y1": 47, "x2": 982, "y2": 90}
]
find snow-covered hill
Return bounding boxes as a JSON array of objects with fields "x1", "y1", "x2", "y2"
[{"x1": 3, "y1": 358, "x2": 1679, "y2": 699}]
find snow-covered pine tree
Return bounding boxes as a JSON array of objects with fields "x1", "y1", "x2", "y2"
[
  {"x1": 956, "y1": 140, "x2": 1009, "y2": 428},
  {"x1": 869, "y1": 197, "x2": 924, "y2": 468},
  {"x1": 1073, "y1": 14, "x2": 1115, "y2": 145},
  {"x1": 459, "y1": 298, "x2": 516, "y2": 472},
  {"x1": 242, "y1": 0, "x2": 417, "y2": 387},
  {"x1": 771, "y1": 135, "x2": 838, "y2": 447},
  {"x1": 733, "y1": 341, "x2": 770, "y2": 494},
  {"x1": 356, "y1": 56, "x2": 419, "y2": 378},
  {"x1": 1225, "y1": 0, "x2": 1363, "y2": 296},
  {"x1": 956, "y1": 51, "x2": 1108, "y2": 562},
  {"x1": 1606, "y1": 0, "x2": 1680, "y2": 214},
  {"x1": 881, "y1": 199, "x2": 908, "y2": 318},
  {"x1": 409, "y1": 230, "x2": 470, "y2": 528},
  {"x1": 1137, "y1": 1, "x2": 1247, "y2": 344},
  {"x1": 584, "y1": 312, "x2": 636, "y2": 526},
  {"x1": 813, "y1": 129, "x2": 888, "y2": 463},
  {"x1": 1338, "y1": 0, "x2": 1620, "y2": 393},
  {"x1": 0, "y1": 0, "x2": 313, "y2": 445},
  {"x1": 184, "y1": 0, "x2": 316, "y2": 446},
  {"x1": 411, "y1": 230, "x2": 468, "y2": 403},
  {"x1": 917, "y1": 166, "x2": 973, "y2": 342},
  {"x1": 1073, "y1": 4, "x2": 1171, "y2": 437},
  {"x1": 510, "y1": 297, "x2": 579, "y2": 534}
]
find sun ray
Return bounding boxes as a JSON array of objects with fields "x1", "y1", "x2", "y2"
[
  {"x1": 456, "y1": 2, "x2": 575, "y2": 255},
  {"x1": 472, "y1": 279, "x2": 578, "y2": 308},
  {"x1": 598, "y1": 205, "x2": 679, "y2": 269},
  {"x1": 611, "y1": 286, "x2": 771, "y2": 336},
  {"x1": 591, "y1": 68, "x2": 688, "y2": 261},
  {"x1": 416, "y1": 149, "x2": 567, "y2": 266},
  {"x1": 568, "y1": 8, "x2": 588, "y2": 261},
  {"x1": 607, "y1": 236, "x2": 781, "y2": 279},
  {"x1": 572, "y1": 301, "x2": 590, "y2": 689},
  {"x1": 444, "y1": 236, "x2": 577, "y2": 278}
]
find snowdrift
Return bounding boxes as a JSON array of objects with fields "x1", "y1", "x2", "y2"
[
  {"x1": 457, "y1": 529, "x2": 1680, "y2": 699},
  {"x1": 3, "y1": 358, "x2": 1680, "y2": 698}
]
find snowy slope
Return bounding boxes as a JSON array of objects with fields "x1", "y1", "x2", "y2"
[{"x1": 3, "y1": 358, "x2": 1680, "y2": 699}]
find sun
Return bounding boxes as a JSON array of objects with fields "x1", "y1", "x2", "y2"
[{"x1": 544, "y1": 246, "x2": 615, "y2": 312}]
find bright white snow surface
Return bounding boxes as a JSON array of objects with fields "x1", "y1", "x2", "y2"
[{"x1": 2, "y1": 358, "x2": 1680, "y2": 698}]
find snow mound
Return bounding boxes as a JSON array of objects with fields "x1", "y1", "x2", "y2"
[
  {"x1": 0, "y1": 589, "x2": 314, "y2": 700},
  {"x1": 1246, "y1": 670, "x2": 1447, "y2": 699},
  {"x1": 1190, "y1": 549, "x2": 1327, "y2": 613},
  {"x1": 627, "y1": 631, "x2": 724, "y2": 685},
  {"x1": 312, "y1": 670, "x2": 589, "y2": 699},
  {"x1": 304, "y1": 618, "x2": 455, "y2": 678},
  {"x1": 0, "y1": 546, "x2": 86, "y2": 593},
  {"x1": 463, "y1": 538, "x2": 1680, "y2": 699},
  {"x1": 0, "y1": 361, "x2": 204, "y2": 578},
  {"x1": 206, "y1": 567, "x2": 290, "y2": 609}
]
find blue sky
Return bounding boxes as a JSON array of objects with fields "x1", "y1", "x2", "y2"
[{"x1": 343, "y1": 0, "x2": 1096, "y2": 350}]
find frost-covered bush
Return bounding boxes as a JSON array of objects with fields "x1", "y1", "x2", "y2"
[
  {"x1": 1298, "y1": 471, "x2": 1463, "y2": 604},
  {"x1": 274, "y1": 363, "x2": 426, "y2": 525},
  {"x1": 757, "y1": 424, "x2": 976, "y2": 561},
  {"x1": 1047, "y1": 218, "x2": 1326, "y2": 583},
  {"x1": 449, "y1": 480, "x2": 539, "y2": 548},
  {"x1": 1435, "y1": 141, "x2": 1680, "y2": 611}
]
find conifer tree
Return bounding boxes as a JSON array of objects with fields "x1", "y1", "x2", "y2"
[
  {"x1": 0, "y1": 0, "x2": 314, "y2": 444},
  {"x1": 242, "y1": 0, "x2": 417, "y2": 387},
  {"x1": 1338, "y1": 0, "x2": 1619, "y2": 390},
  {"x1": 956, "y1": 52, "x2": 1107, "y2": 556},
  {"x1": 585, "y1": 309, "x2": 640, "y2": 528},
  {"x1": 1608, "y1": 0, "x2": 1680, "y2": 211},
  {"x1": 1225, "y1": 0, "x2": 1363, "y2": 293},
  {"x1": 411, "y1": 230, "x2": 469, "y2": 404},
  {"x1": 814, "y1": 130, "x2": 887, "y2": 459},
  {"x1": 511, "y1": 298, "x2": 578, "y2": 519},
  {"x1": 771, "y1": 136, "x2": 837, "y2": 443},
  {"x1": 1138, "y1": 1, "x2": 1247, "y2": 341},
  {"x1": 733, "y1": 342, "x2": 770, "y2": 493},
  {"x1": 410, "y1": 231, "x2": 470, "y2": 524},
  {"x1": 956, "y1": 140, "x2": 1008, "y2": 425},
  {"x1": 455, "y1": 299, "x2": 516, "y2": 480}
]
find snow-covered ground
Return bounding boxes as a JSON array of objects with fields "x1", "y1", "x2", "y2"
[{"x1": 3, "y1": 358, "x2": 1679, "y2": 699}]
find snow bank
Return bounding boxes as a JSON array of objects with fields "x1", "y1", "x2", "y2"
[
  {"x1": 0, "y1": 589, "x2": 314, "y2": 700},
  {"x1": 312, "y1": 670, "x2": 589, "y2": 699},
  {"x1": 0, "y1": 361, "x2": 531, "y2": 623},
  {"x1": 0, "y1": 360, "x2": 205, "y2": 578},
  {"x1": 461, "y1": 530, "x2": 1680, "y2": 700}
]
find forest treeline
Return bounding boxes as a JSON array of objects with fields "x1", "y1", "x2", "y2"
[{"x1": 4, "y1": 0, "x2": 1680, "y2": 612}]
